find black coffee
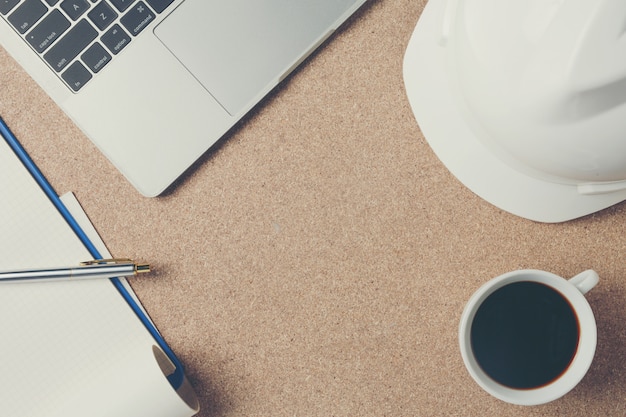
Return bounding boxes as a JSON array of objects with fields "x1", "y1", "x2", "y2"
[{"x1": 470, "y1": 281, "x2": 579, "y2": 389}]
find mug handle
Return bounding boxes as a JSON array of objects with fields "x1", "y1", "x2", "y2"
[{"x1": 569, "y1": 270, "x2": 599, "y2": 294}]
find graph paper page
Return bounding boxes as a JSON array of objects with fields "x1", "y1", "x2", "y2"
[{"x1": 0, "y1": 137, "x2": 197, "y2": 417}]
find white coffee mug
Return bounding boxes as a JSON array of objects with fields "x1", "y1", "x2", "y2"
[{"x1": 459, "y1": 269, "x2": 598, "y2": 405}]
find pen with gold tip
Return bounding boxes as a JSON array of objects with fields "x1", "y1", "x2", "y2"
[{"x1": 0, "y1": 259, "x2": 151, "y2": 283}]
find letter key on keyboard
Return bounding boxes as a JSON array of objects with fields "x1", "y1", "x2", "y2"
[
  {"x1": 87, "y1": 1, "x2": 117, "y2": 31},
  {"x1": 60, "y1": 0, "x2": 90, "y2": 21}
]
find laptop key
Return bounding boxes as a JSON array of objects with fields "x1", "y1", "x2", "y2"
[
  {"x1": 101, "y1": 23, "x2": 130, "y2": 54},
  {"x1": 44, "y1": 0, "x2": 60, "y2": 6},
  {"x1": 43, "y1": 19, "x2": 97, "y2": 72},
  {"x1": 145, "y1": 0, "x2": 173, "y2": 14},
  {"x1": 109, "y1": 0, "x2": 133, "y2": 13},
  {"x1": 120, "y1": 2, "x2": 154, "y2": 37},
  {"x1": 62, "y1": 60, "x2": 91, "y2": 91},
  {"x1": 26, "y1": 9, "x2": 70, "y2": 53},
  {"x1": 60, "y1": 0, "x2": 90, "y2": 21},
  {"x1": 87, "y1": 1, "x2": 117, "y2": 30},
  {"x1": 0, "y1": 0, "x2": 20, "y2": 15},
  {"x1": 8, "y1": 0, "x2": 47, "y2": 34},
  {"x1": 81, "y1": 42, "x2": 111, "y2": 73}
]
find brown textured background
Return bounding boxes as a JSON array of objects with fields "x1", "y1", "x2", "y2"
[{"x1": 2, "y1": 1, "x2": 626, "y2": 415}]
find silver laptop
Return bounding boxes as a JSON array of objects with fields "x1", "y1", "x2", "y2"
[{"x1": 0, "y1": 0, "x2": 368, "y2": 196}]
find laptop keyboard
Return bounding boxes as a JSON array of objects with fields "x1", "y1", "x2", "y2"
[{"x1": 1, "y1": 0, "x2": 175, "y2": 91}]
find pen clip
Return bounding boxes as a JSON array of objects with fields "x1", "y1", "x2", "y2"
[
  {"x1": 80, "y1": 258, "x2": 134, "y2": 266},
  {"x1": 80, "y1": 259, "x2": 150, "y2": 274}
]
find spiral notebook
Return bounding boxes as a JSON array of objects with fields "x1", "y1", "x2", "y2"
[{"x1": 0, "y1": 119, "x2": 199, "y2": 417}]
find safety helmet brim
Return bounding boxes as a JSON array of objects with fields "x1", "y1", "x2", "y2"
[{"x1": 403, "y1": 0, "x2": 626, "y2": 223}]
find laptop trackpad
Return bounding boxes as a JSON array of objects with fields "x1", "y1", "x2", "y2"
[{"x1": 155, "y1": 0, "x2": 346, "y2": 116}]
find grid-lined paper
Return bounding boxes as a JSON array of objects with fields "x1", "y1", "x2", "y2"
[{"x1": 0, "y1": 138, "x2": 197, "y2": 417}]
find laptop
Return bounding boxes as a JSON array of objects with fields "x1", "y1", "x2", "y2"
[{"x1": 0, "y1": 0, "x2": 368, "y2": 196}]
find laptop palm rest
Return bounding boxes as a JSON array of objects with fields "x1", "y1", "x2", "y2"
[{"x1": 154, "y1": 0, "x2": 355, "y2": 116}]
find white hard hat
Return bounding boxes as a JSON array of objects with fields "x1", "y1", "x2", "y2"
[{"x1": 403, "y1": 0, "x2": 626, "y2": 222}]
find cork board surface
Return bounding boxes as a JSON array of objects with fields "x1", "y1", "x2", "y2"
[{"x1": 1, "y1": 1, "x2": 626, "y2": 415}]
